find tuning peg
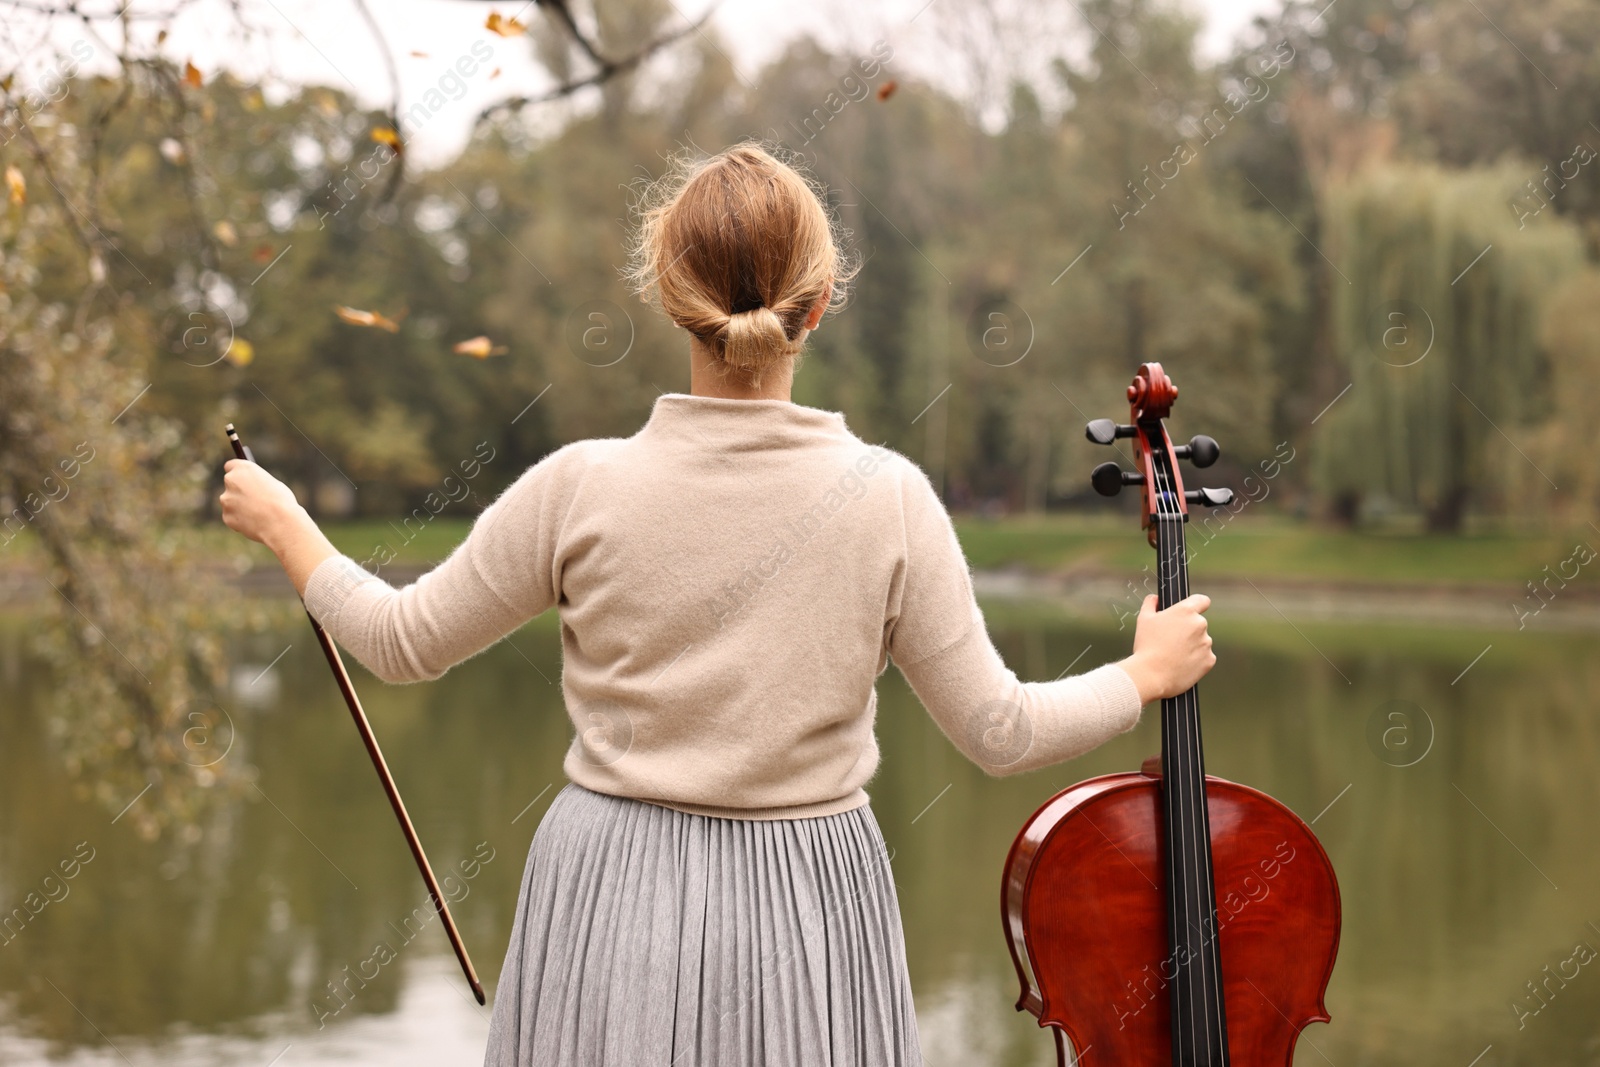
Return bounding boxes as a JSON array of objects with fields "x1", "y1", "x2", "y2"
[
  {"x1": 1092, "y1": 461, "x2": 1145, "y2": 497},
  {"x1": 1174, "y1": 435, "x2": 1220, "y2": 468},
  {"x1": 1184, "y1": 487, "x2": 1234, "y2": 507},
  {"x1": 1085, "y1": 419, "x2": 1138, "y2": 446}
]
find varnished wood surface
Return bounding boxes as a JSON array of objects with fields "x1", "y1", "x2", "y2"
[{"x1": 1002, "y1": 772, "x2": 1340, "y2": 1066}]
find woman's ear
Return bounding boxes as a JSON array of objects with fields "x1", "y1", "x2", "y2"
[{"x1": 804, "y1": 281, "x2": 833, "y2": 331}]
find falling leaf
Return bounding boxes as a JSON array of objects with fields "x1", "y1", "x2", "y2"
[
  {"x1": 334, "y1": 305, "x2": 401, "y2": 333},
  {"x1": 225, "y1": 338, "x2": 254, "y2": 367},
  {"x1": 183, "y1": 61, "x2": 203, "y2": 89},
  {"x1": 0, "y1": 75, "x2": 12, "y2": 92},
  {"x1": 876, "y1": 80, "x2": 898, "y2": 102},
  {"x1": 453, "y1": 335, "x2": 508, "y2": 359},
  {"x1": 314, "y1": 91, "x2": 340, "y2": 118},
  {"x1": 156, "y1": 29, "x2": 168, "y2": 45},
  {"x1": 370, "y1": 126, "x2": 403, "y2": 154},
  {"x1": 213, "y1": 220, "x2": 238, "y2": 247},
  {"x1": 251, "y1": 243, "x2": 277, "y2": 263},
  {"x1": 244, "y1": 89, "x2": 264, "y2": 112},
  {"x1": 489, "y1": 67, "x2": 502, "y2": 80},
  {"x1": 410, "y1": 50, "x2": 429, "y2": 58},
  {"x1": 485, "y1": 11, "x2": 527, "y2": 36},
  {"x1": 5, "y1": 165, "x2": 24, "y2": 206}
]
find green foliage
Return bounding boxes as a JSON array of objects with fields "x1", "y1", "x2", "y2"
[
  {"x1": 0, "y1": 204, "x2": 243, "y2": 841},
  {"x1": 1313, "y1": 161, "x2": 1584, "y2": 527}
]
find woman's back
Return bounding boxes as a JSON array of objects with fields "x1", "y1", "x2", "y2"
[{"x1": 544, "y1": 392, "x2": 944, "y2": 817}]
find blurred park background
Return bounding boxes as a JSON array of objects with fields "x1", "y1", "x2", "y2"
[{"x1": 4, "y1": 0, "x2": 1600, "y2": 1063}]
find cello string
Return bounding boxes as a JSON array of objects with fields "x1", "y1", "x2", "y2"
[
  {"x1": 1159, "y1": 438, "x2": 1226, "y2": 1065},
  {"x1": 1153, "y1": 441, "x2": 1205, "y2": 1064},
  {"x1": 1158, "y1": 450, "x2": 1197, "y2": 1064},
  {"x1": 1148, "y1": 432, "x2": 1183, "y2": 1057},
  {"x1": 1182, "y1": 474, "x2": 1228, "y2": 1063},
  {"x1": 1169, "y1": 441, "x2": 1229, "y2": 1064}
]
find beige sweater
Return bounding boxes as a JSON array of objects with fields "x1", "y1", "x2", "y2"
[{"x1": 303, "y1": 393, "x2": 1144, "y2": 819}]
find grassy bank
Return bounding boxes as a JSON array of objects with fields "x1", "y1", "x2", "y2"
[
  {"x1": 954, "y1": 513, "x2": 1597, "y2": 587},
  {"x1": 309, "y1": 513, "x2": 1600, "y2": 588}
]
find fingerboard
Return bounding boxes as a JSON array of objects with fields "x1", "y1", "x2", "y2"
[{"x1": 1149, "y1": 434, "x2": 1231, "y2": 1067}]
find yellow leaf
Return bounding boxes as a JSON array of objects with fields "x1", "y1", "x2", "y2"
[
  {"x1": 485, "y1": 11, "x2": 527, "y2": 36},
  {"x1": 489, "y1": 67, "x2": 502, "y2": 80},
  {"x1": 213, "y1": 220, "x2": 238, "y2": 246},
  {"x1": 409, "y1": 50, "x2": 429, "y2": 58},
  {"x1": 370, "y1": 126, "x2": 402, "y2": 152},
  {"x1": 224, "y1": 338, "x2": 254, "y2": 367},
  {"x1": 244, "y1": 89, "x2": 264, "y2": 112},
  {"x1": 5, "y1": 165, "x2": 24, "y2": 206},
  {"x1": 183, "y1": 61, "x2": 203, "y2": 89},
  {"x1": 334, "y1": 305, "x2": 401, "y2": 333},
  {"x1": 453, "y1": 335, "x2": 508, "y2": 359}
]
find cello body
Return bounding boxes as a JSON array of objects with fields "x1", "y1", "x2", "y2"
[
  {"x1": 1001, "y1": 363, "x2": 1340, "y2": 1065},
  {"x1": 1001, "y1": 766, "x2": 1340, "y2": 1065}
]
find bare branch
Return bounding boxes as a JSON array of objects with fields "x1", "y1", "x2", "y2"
[
  {"x1": 351, "y1": 0, "x2": 406, "y2": 202},
  {"x1": 475, "y1": 4, "x2": 717, "y2": 126}
]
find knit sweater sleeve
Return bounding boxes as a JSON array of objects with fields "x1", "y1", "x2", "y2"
[
  {"x1": 886, "y1": 461, "x2": 1146, "y2": 776},
  {"x1": 299, "y1": 443, "x2": 584, "y2": 683}
]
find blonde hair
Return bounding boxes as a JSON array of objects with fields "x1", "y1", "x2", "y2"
[{"x1": 627, "y1": 142, "x2": 856, "y2": 389}]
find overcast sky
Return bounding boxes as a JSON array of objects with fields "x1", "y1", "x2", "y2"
[{"x1": 5, "y1": 0, "x2": 1285, "y2": 168}]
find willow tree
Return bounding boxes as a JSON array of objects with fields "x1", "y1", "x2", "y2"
[
  {"x1": 1526, "y1": 270, "x2": 1600, "y2": 522},
  {"x1": 1312, "y1": 161, "x2": 1584, "y2": 530}
]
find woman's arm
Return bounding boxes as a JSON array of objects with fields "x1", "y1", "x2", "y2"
[
  {"x1": 219, "y1": 459, "x2": 339, "y2": 596},
  {"x1": 220, "y1": 449, "x2": 578, "y2": 683},
  {"x1": 893, "y1": 592, "x2": 1214, "y2": 776},
  {"x1": 885, "y1": 461, "x2": 1216, "y2": 776}
]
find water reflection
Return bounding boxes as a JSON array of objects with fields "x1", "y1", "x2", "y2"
[{"x1": 1, "y1": 605, "x2": 1597, "y2": 1065}]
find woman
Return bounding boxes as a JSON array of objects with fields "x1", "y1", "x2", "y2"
[{"x1": 220, "y1": 142, "x2": 1215, "y2": 1066}]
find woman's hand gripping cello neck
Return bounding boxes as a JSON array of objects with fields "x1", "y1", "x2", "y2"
[
  {"x1": 219, "y1": 458, "x2": 340, "y2": 599},
  {"x1": 1117, "y1": 593, "x2": 1217, "y2": 705}
]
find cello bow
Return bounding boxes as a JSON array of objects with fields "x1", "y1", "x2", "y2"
[{"x1": 226, "y1": 424, "x2": 486, "y2": 1006}]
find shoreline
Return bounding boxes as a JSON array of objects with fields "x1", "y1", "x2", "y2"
[
  {"x1": 971, "y1": 566, "x2": 1600, "y2": 631},
  {"x1": 2, "y1": 561, "x2": 1593, "y2": 631}
]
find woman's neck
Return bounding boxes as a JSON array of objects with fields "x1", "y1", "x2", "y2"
[{"x1": 688, "y1": 336, "x2": 796, "y2": 401}]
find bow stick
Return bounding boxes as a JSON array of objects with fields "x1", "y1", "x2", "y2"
[{"x1": 226, "y1": 424, "x2": 486, "y2": 1005}]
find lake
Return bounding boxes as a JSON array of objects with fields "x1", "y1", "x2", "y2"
[{"x1": 1, "y1": 596, "x2": 1596, "y2": 1065}]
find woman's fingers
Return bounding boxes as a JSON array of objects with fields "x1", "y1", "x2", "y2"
[{"x1": 218, "y1": 460, "x2": 299, "y2": 545}]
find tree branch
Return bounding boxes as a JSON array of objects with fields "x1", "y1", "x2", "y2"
[{"x1": 475, "y1": 3, "x2": 716, "y2": 126}]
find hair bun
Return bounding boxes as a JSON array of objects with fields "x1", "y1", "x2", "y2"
[
  {"x1": 721, "y1": 306, "x2": 791, "y2": 370},
  {"x1": 626, "y1": 141, "x2": 859, "y2": 388}
]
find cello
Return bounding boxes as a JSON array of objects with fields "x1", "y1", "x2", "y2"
[{"x1": 1000, "y1": 363, "x2": 1340, "y2": 1066}]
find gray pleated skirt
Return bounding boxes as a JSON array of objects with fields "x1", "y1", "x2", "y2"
[{"x1": 482, "y1": 783, "x2": 921, "y2": 1066}]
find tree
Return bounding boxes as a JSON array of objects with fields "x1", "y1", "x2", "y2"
[{"x1": 1312, "y1": 161, "x2": 1584, "y2": 529}]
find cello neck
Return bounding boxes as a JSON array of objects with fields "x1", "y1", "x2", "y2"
[{"x1": 1148, "y1": 428, "x2": 1232, "y2": 1067}]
